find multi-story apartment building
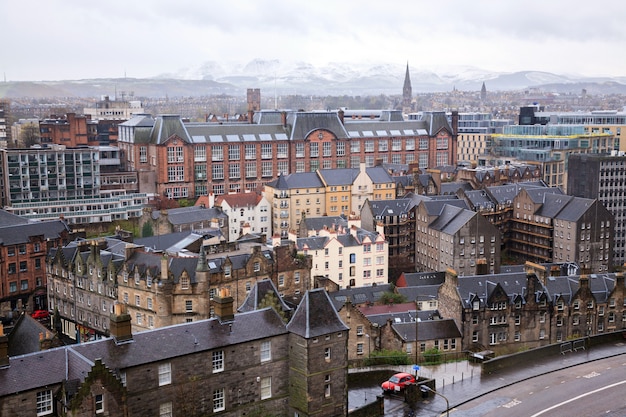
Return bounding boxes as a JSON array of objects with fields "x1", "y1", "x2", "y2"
[
  {"x1": 48, "y1": 234, "x2": 312, "y2": 339},
  {"x1": 0, "y1": 211, "x2": 69, "y2": 315},
  {"x1": 489, "y1": 124, "x2": 615, "y2": 191},
  {"x1": 83, "y1": 95, "x2": 145, "y2": 121},
  {"x1": 317, "y1": 168, "x2": 358, "y2": 217},
  {"x1": 510, "y1": 187, "x2": 613, "y2": 272},
  {"x1": 116, "y1": 109, "x2": 457, "y2": 200},
  {"x1": 415, "y1": 199, "x2": 501, "y2": 275},
  {"x1": 455, "y1": 112, "x2": 513, "y2": 164},
  {"x1": 360, "y1": 197, "x2": 417, "y2": 282},
  {"x1": 0, "y1": 99, "x2": 11, "y2": 148},
  {"x1": 568, "y1": 152, "x2": 626, "y2": 266},
  {"x1": 0, "y1": 145, "x2": 148, "y2": 224},
  {"x1": 521, "y1": 105, "x2": 625, "y2": 152},
  {"x1": 1, "y1": 286, "x2": 349, "y2": 417},
  {"x1": 264, "y1": 172, "x2": 326, "y2": 239},
  {"x1": 351, "y1": 164, "x2": 396, "y2": 213},
  {"x1": 212, "y1": 191, "x2": 271, "y2": 241},
  {"x1": 437, "y1": 264, "x2": 626, "y2": 354},
  {"x1": 292, "y1": 220, "x2": 388, "y2": 288}
]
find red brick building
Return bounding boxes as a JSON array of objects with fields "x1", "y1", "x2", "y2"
[
  {"x1": 0, "y1": 211, "x2": 70, "y2": 314},
  {"x1": 117, "y1": 109, "x2": 458, "y2": 200}
]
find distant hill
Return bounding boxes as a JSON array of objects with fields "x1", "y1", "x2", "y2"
[{"x1": 1, "y1": 60, "x2": 625, "y2": 98}]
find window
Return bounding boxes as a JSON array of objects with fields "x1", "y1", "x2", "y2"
[
  {"x1": 324, "y1": 347, "x2": 331, "y2": 361},
  {"x1": 135, "y1": 295, "x2": 140, "y2": 306},
  {"x1": 95, "y1": 394, "x2": 104, "y2": 414},
  {"x1": 159, "y1": 402, "x2": 173, "y2": 417},
  {"x1": 261, "y1": 376, "x2": 272, "y2": 400},
  {"x1": 181, "y1": 276, "x2": 189, "y2": 289},
  {"x1": 356, "y1": 343, "x2": 364, "y2": 355},
  {"x1": 261, "y1": 340, "x2": 271, "y2": 362},
  {"x1": 213, "y1": 350, "x2": 224, "y2": 373},
  {"x1": 213, "y1": 388, "x2": 225, "y2": 412},
  {"x1": 356, "y1": 325, "x2": 364, "y2": 336},
  {"x1": 294, "y1": 271, "x2": 300, "y2": 284},
  {"x1": 37, "y1": 389, "x2": 53, "y2": 416},
  {"x1": 186, "y1": 300, "x2": 193, "y2": 312},
  {"x1": 325, "y1": 383, "x2": 331, "y2": 398},
  {"x1": 158, "y1": 363, "x2": 172, "y2": 386}
]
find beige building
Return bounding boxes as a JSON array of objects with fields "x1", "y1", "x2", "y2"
[
  {"x1": 293, "y1": 222, "x2": 388, "y2": 289},
  {"x1": 264, "y1": 172, "x2": 326, "y2": 239}
]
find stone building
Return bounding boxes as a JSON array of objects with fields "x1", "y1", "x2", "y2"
[
  {"x1": 48, "y1": 234, "x2": 312, "y2": 339},
  {"x1": 1, "y1": 285, "x2": 349, "y2": 417},
  {"x1": 437, "y1": 264, "x2": 626, "y2": 355}
]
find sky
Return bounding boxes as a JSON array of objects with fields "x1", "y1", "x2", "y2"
[{"x1": 2, "y1": 0, "x2": 626, "y2": 82}]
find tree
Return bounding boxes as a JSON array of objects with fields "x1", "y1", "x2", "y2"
[
  {"x1": 141, "y1": 221, "x2": 154, "y2": 238},
  {"x1": 19, "y1": 123, "x2": 40, "y2": 148}
]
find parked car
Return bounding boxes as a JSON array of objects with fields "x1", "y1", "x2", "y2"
[
  {"x1": 381, "y1": 372, "x2": 416, "y2": 393},
  {"x1": 32, "y1": 310, "x2": 50, "y2": 319}
]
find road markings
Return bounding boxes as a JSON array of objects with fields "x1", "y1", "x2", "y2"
[
  {"x1": 529, "y1": 380, "x2": 626, "y2": 417},
  {"x1": 502, "y1": 399, "x2": 521, "y2": 408},
  {"x1": 583, "y1": 371, "x2": 601, "y2": 378}
]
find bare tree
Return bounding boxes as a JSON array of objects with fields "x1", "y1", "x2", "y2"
[{"x1": 19, "y1": 123, "x2": 40, "y2": 148}]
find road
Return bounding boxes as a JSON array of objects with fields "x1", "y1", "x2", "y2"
[{"x1": 451, "y1": 354, "x2": 626, "y2": 416}]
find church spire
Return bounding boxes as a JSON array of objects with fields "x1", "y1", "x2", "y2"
[
  {"x1": 481, "y1": 82, "x2": 487, "y2": 101},
  {"x1": 402, "y1": 62, "x2": 412, "y2": 108}
]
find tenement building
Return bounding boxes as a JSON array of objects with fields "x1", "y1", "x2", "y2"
[
  {"x1": 116, "y1": 109, "x2": 457, "y2": 200},
  {"x1": 0, "y1": 286, "x2": 349, "y2": 417},
  {"x1": 437, "y1": 264, "x2": 626, "y2": 354}
]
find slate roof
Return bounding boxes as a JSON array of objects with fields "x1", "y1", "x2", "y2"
[
  {"x1": 366, "y1": 166, "x2": 393, "y2": 184},
  {"x1": 420, "y1": 199, "x2": 468, "y2": 217},
  {"x1": 456, "y1": 272, "x2": 544, "y2": 308},
  {"x1": 237, "y1": 279, "x2": 292, "y2": 315},
  {"x1": 165, "y1": 206, "x2": 227, "y2": 226},
  {"x1": 149, "y1": 114, "x2": 192, "y2": 144},
  {"x1": 367, "y1": 198, "x2": 416, "y2": 217},
  {"x1": 361, "y1": 307, "x2": 434, "y2": 328},
  {"x1": 317, "y1": 168, "x2": 359, "y2": 186},
  {"x1": 0, "y1": 307, "x2": 289, "y2": 397},
  {"x1": 0, "y1": 219, "x2": 69, "y2": 245},
  {"x1": 7, "y1": 314, "x2": 52, "y2": 357},
  {"x1": 464, "y1": 190, "x2": 496, "y2": 210},
  {"x1": 0, "y1": 209, "x2": 29, "y2": 227},
  {"x1": 429, "y1": 205, "x2": 476, "y2": 235},
  {"x1": 301, "y1": 216, "x2": 347, "y2": 233},
  {"x1": 287, "y1": 288, "x2": 349, "y2": 338},
  {"x1": 134, "y1": 231, "x2": 196, "y2": 252},
  {"x1": 397, "y1": 285, "x2": 441, "y2": 304},
  {"x1": 328, "y1": 284, "x2": 392, "y2": 310},
  {"x1": 440, "y1": 181, "x2": 473, "y2": 195},
  {"x1": 391, "y1": 319, "x2": 461, "y2": 343},
  {"x1": 286, "y1": 112, "x2": 350, "y2": 140},
  {"x1": 539, "y1": 194, "x2": 595, "y2": 222},
  {"x1": 265, "y1": 172, "x2": 324, "y2": 190},
  {"x1": 419, "y1": 111, "x2": 453, "y2": 136}
]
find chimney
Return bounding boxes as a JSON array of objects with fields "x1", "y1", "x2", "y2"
[
  {"x1": 0, "y1": 323, "x2": 8, "y2": 368},
  {"x1": 161, "y1": 254, "x2": 169, "y2": 281},
  {"x1": 615, "y1": 270, "x2": 625, "y2": 292},
  {"x1": 110, "y1": 302, "x2": 133, "y2": 344},
  {"x1": 248, "y1": 110, "x2": 254, "y2": 124},
  {"x1": 444, "y1": 268, "x2": 458, "y2": 288},
  {"x1": 209, "y1": 192, "x2": 215, "y2": 208},
  {"x1": 213, "y1": 288, "x2": 234, "y2": 323},
  {"x1": 475, "y1": 258, "x2": 489, "y2": 275},
  {"x1": 338, "y1": 109, "x2": 345, "y2": 125},
  {"x1": 281, "y1": 111, "x2": 287, "y2": 127}
]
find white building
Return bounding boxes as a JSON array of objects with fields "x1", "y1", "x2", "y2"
[
  {"x1": 292, "y1": 219, "x2": 388, "y2": 289},
  {"x1": 211, "y1": 191, "x2": 271, "y2": 241}
]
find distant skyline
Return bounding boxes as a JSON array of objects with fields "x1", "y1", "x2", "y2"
[{"x1": 2, "y1": 0, "x2": 625, "y2": 82}]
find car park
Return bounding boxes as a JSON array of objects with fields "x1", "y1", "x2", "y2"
[{"x1": 381, "y1": 372, "x2": 416, "y2": 393}]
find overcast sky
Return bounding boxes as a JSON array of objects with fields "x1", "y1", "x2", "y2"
[{"x1": 2, "y1": 0, "x2": 625, "y2": 81}]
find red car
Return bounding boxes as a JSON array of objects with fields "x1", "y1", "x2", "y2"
[
  {"x1": 32, "y1": 310, "x2": 50, "y2": 319},
  {"x1": 381, "y1": 372, "x2": 416, "y2": 393}
]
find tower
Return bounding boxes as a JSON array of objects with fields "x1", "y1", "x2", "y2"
[
  {"x1": 402, "y1": 62, "x2": 412, "y2": 109},
  {"x1": 481, "y1": 82, "x2": 487, "y2": 102}
]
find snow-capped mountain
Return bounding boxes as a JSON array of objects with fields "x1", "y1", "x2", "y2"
[{"x1": 155, "y1": 59, "x2": 615, "y2": 95}]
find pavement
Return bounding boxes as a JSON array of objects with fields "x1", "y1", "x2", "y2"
[{"x1": 350, "y1": 339, "x2": 626, "y2": 416}]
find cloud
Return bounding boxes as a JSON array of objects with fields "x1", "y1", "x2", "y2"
[{"x1": 1, "y1": 0, "x2": 625, "y2": 81}]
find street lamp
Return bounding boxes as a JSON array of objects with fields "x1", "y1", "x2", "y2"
[
  {"x1": 365, "y1": 333, "x2": 371, "y2": 357},
  {"x1": 420, "y1": 385, "x2": 449, "y2": 417}
]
